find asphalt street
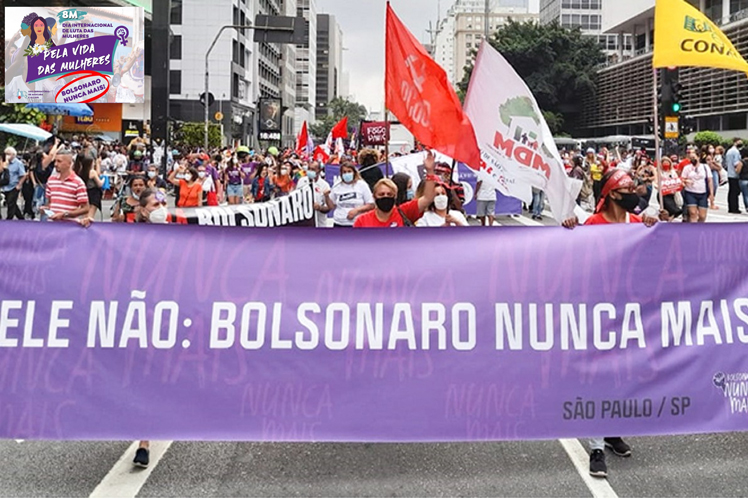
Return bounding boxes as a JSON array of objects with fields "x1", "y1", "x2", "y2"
[{"x1": 1, "y1": 188, "x2": 747, "y2": 497}]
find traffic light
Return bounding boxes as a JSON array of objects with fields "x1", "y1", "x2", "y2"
[
  {"x1": 680, "y1": 115, "x2": 696, "y2": 135},
  {"x1": 660, "y1": 68, "x2": 683, "y2": 118}
]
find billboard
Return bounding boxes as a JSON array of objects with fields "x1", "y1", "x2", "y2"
[
  {"x1": 4, "y1": 6, "x2": 145, "y2": 103},
  {"x1": 258, "y1": 98, "x2": 281, "y2": 132}
]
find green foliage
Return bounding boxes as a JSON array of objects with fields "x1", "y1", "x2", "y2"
[
  {"x1": 692, "y1": 130, "x2": 724, "y2": 148},
  {"x1": 310, "y1": 97, "x2": 368, "y2": 138},
  {"x1": 0, "y1": 87, "x2": 47, "y2": 126},
  {"x1": 173, "y1": 122, "x2": 221, "y2": 148},
  {"x1": 0, "y1": 87, "x2": 48, "y2": 148},
  {"x1": 457, "y1": 20, "x2": 606, "y2": 135}
]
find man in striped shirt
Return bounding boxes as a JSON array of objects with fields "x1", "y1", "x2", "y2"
[{"x1": 43, "y1": 149, "x2": 90, "y2": 224}]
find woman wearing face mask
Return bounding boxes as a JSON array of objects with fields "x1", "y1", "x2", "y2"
[
  {"x1": 659, "y1": 157, "x2": 684, "y2": 221},
  {"x1": 354, "y1": 151, "x2": 438, "y2": 228},
  {"x1": 112, "y1": 176, "x2": 147, "y2": 223},
  {"x1": 146, "y1": 165, "x2": 168, "y2": 191},
  {"x1": 273, "y1": 161, "x2": 294, "y2": 197},
  {"x1": 329, "y1": 162, "x2": 374, "y2": 227},
  {"x1": 138, "y1": 188, "x2": 170, "y2": 224},
  {"x1": 296, "y1": 161, "x2": 333, "y2": 227},
  {"x1": 168, "y1": 165, "x2": 203, "y2": 208},
  {"x1": 560, "y1": 168, "x2": 659, "y2": 479},
  {"x1": 223, "y1": 156, "x2": 245, "y2": 205},
  {"x1": 703, "y1": 144, "x2": 721, "y2": 210},
  {"x1": 581, "y1": 169, "x2": 659, "y2": 226},
  {"x1": 197, "y1": 163, "x2": 218, "y2": 206},
  {"x1": 251, "y1": 164, "x2": 274, "y2": 203},
  {"x1": 392, "y1": 172, "x2": 415, "y2": 206},
  {"x1": 416, "y1": 183, "x2": 468, "y2": 227},
  {"x1": 681, "y1": 153, "x2": 713, "y2": 223}
]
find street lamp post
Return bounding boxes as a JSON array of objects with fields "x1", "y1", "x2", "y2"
[{"x1": 205, "y1": 24, "x2": 253, "y2": 151}]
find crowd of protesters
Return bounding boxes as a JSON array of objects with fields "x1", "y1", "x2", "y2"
[
  {"x1": 561, "y1": 138, "x2": 748, "y2": 224},
  {"x1": 2, "y1": 134, "x2": 748, "y2": 230}
]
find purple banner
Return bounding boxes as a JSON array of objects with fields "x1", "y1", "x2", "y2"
[
  {"x1": 1, "y1": 222, "x2": 747, "y2": 441},
  {"x1": 26, "y1": 36, "x2": 118, "y2": 84}
]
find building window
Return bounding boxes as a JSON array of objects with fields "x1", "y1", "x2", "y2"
[
  {"x1": 170, "y1": 35, "x2": 181, "y2": 60},
  {"x1": 233, "y1": 40, "x2": 239, "y2": 64},
  {"x1": 170, "y1": 0, "x2": 182, "y2": 25},
  {"x1": 233, "y1": 6, "x2": 239, "y2": 26},
  {"x1": 705, "y1": 0, "x2": 723, "y2": 22},
  {"x1": 571, "y1": 0, "x2": 581, "y2": 8},
  {"x1": 169, "y1": 70, "x2": 181, "y2": 95},
  {"x1": 240, "y1": 42, "x2": 245, "y2": 67},
  {"x1": 232, "y1": 73, "x2": 239, "y2": 98}
]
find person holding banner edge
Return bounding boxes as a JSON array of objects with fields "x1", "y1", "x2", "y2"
[{"x1": 563, "y1": 169, "x2": 664, "y2": 478}]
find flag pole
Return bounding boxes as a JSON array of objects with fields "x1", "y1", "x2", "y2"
[
  {"x1": 384, "y1": 109, "x2": 390, "y2": 177},
  {"x1": 652, "y1": 67, "x2": 664, "y2": 210}
]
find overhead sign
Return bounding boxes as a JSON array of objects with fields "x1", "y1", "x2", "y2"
[{"x1": 5, "y1": 6, "x2": 145, "y2": 103}]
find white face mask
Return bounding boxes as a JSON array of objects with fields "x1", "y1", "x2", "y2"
[
  {"x1": 434, "y1": 194, "x2": 449, "y2": 211},
  {"x1": 185, "y1": 174, "x2": 193, "y2": 182},
  {"x1": 149, "y1": 205, "x2": 169, "y2": 224},
  {"x1": 198, "y1": 171, "x2": 206, "y2": 179}
]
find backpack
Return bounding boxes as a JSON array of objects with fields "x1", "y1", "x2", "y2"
[{"x1": 0, "y1": 166, "x2": 10, "y2": 187}]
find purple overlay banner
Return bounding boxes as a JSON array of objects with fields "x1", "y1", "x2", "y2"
[
  {"x1": 26, "y1": 36, "x2": 118, "y2": 84},
  {"x1": 1, "y1": 222, "x2": 748, "y2": 441}
]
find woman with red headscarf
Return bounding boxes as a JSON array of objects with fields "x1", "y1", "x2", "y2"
[{"x1": 562, "y1": 168, "x2": 662, "y2": 478}]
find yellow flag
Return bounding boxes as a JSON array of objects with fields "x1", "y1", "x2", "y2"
[{"x1": 653, "y1": 0, "x2": 748, "y2": 74}]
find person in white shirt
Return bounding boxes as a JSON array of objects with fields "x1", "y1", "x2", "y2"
[
  {"x1": 416, "y1": 183, "x2": 469, "y2": 227},
  {"x1": 475, "y1": 176, "x2": 497, "y2": 226},
  {"x1": 329, "y1": 162, "x2": 374, "y2": 227},
  {"x1": 296, "y1": 161, "x2": 334, "y2": 228}
]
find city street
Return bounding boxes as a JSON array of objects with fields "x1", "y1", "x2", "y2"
[{"x1": 0, "y1": 186, "x2": 746, "y2": 498}]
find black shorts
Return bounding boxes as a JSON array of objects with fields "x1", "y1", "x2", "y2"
[{"x1": 87, "y1": 187, "x2": 102, "y2": 210}]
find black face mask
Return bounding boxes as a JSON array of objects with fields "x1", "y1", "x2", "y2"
[
  {"x1": 375, "y1": 196, "x2": 396, "y2": 213},
  {"x1": 613, "y1": 192, "x2": 640, "y2": 213}
]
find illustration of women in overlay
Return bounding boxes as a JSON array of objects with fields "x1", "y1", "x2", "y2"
[{"x1": 23, "y1": 13, "x2": 56, "y2": 55}]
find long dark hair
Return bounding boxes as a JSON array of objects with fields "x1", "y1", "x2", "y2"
[
  {"x1": 74, "y1": 155, "x2": 94, "y2": 182},
  {"x1": 27, "y1": 17, "x2": 51, "y2": 48},
  {"x1": 392, "y1": 172, "x2": 411, "y2": 206}
]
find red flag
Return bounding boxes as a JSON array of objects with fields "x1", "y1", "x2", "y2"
[
  {"x1": 296, "y1": 121, "x2": 313, "y2": 155},
  {"x1": 313, "y1": 145, "x2": 330, "y2": 164},
  {"x1": 330, "y1": 116, "x2": 349, "y2": 140},
  {"x1": 385, "y1": 3, "x2": 480, "y2": 168}
]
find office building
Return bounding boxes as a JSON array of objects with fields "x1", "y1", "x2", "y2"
[
  {"x1": 315, "y1": 13, "x2": 343, "y2": 120},
  {"x1": 294, "y1": 0, "x2": 317, "y2": 135},
  {"x1": 578, "y1": 0, "x2": 748, "y2": 138}
]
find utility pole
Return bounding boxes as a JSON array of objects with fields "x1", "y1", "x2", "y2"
[{"x1": 484, "y1": 0, "x2": 490, "y2": 39}]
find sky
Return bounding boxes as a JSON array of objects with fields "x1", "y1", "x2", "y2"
[{"x1": 316, "y1": 0, "x2": 445, "y2": 114}]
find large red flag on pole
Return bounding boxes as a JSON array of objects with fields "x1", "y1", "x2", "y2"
[
  {"x1": 296, "y1": 121, "x2": 313, "y2": 155},
  {"x1": 385, "y1": 3, "x2": 481, "y2": 169},
  {"x1": 330, "y1": 116, "x2": 349, "y2": 140}
]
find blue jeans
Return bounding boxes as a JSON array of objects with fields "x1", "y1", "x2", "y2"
[
  {"x1": 712, "y1": 170, "x2": 719, "y2": 197},
  {"x1": 740, "y1": 180, "x2": 748, "y2": 210},
  {"x1": 532, "y1": 190, "x2": 545, "y2": 217}
]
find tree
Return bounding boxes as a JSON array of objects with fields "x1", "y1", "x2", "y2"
[
  {"x1": 692, "y1": 131, "x2": 723, "y2": 149},
  {"x1": 457, "y1": 21, "x2": 606, "y2": 136},
  {"x1": 310, "y1": 97, "x2": 368, "y2": 139},
  {"x1": 173, "y1": 122, "x2": 221, "y2": 148}
]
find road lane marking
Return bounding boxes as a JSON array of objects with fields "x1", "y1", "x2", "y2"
[
  {"x1": 559, "y1": 438, "x2": 619, "y2": 498},
  {"x1": 89, "y1": 440, "x2": 172, "y2": 498}
]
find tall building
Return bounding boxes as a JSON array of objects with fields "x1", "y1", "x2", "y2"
[
  {"x1": 433, "y1": 0, "x2": 538, "y2": 85},
  {"x1": 169, "y1": 0, "x2": 256, "y2": 146},
  {"x1": 315, "y1": 13, "x2": 343, "y2": 121},
  {"x1": 539, "y1": 0, "x2": 633, "y2": 62},
  {"x1": 578, "y1": 0, "x2": 748, "y2": 138},
  {"x1": 279, "y1": 0, "x2": 297, "y2": 147},
  {"x1": 294, "y1": 0, "x2": 318, "y2": 135}
]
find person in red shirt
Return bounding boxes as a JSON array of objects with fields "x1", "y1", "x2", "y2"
[
  {"x1": 561, "y1": 168, "x2": 661, "y2": 478},
  {"x1": 354, "y1": 151, "x2": 438, "y2": 228}
]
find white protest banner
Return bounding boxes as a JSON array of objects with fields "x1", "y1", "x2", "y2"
[{"x1": 464, "y1": 41, "x2": 581, "y2": 222}]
